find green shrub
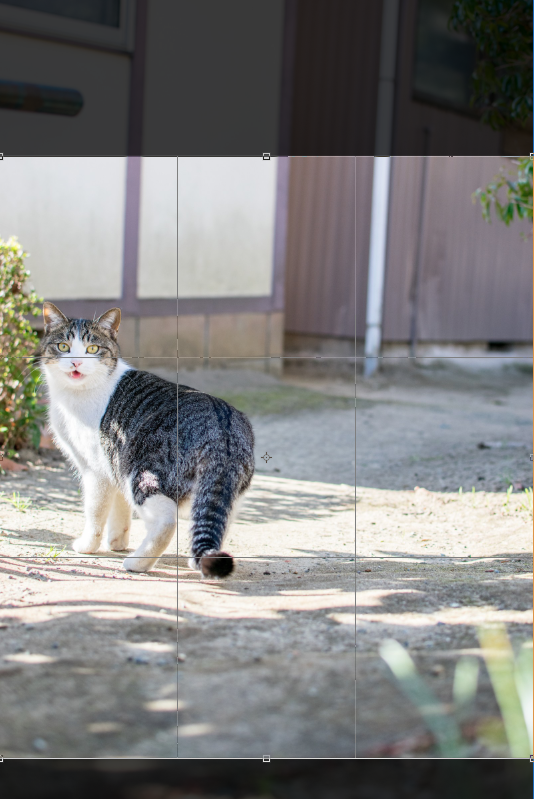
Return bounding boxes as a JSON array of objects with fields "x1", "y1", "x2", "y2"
[
  {"x1": 0, "y1": 237, "x2": 46, "y2": 457},
  {"x1": 473, "y1": 157, "x2": 533, "y2": 227}
]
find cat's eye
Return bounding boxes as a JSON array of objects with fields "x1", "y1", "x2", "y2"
[
  {"x1": 86, "y1": 345, "x2": 99, "y2": 354},
  {"x1": 57, "y1": 343, "x2": 70, "y2": 352}
]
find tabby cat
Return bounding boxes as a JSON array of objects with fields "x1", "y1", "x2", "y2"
[
  {"x1": 35, "y1": 302, "x2": 177, "y2": 572},
  {"x1": 178, "y1": 384, "x2": 255, "y2": 577}
]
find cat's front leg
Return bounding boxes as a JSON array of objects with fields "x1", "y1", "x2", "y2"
[
  {"x1": 105, "y1": 491, "x2": 132, "y2": 551},
  {"x1": 72, "y1": 472, "x2": 115, "y2": 554}
]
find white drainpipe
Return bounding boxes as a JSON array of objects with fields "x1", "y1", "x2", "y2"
[
  {"x1": 362, "y1": 0, "x2": 399, "y2": 378},
  {"x1": 364, "y1": 157, "x2": 391, "y2": 377}
]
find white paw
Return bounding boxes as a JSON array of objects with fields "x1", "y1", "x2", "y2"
[
  {"x1": 123, "y1": 555, "x2": 159, "y2": 573},
  {"x1": 72, "y1": 537, "x2": 100, "y2": 554},
  {"x1": 106, "y1": 531, "x2": 130, "y2": 551}
]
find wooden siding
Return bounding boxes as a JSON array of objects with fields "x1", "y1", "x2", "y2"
[
  {"x1": 392, "y1": 0, "x2": 502, "y2": 156},
  {"x1": 284, "y1": 156, "x2": 355, "y2": 338},
  {"x1": 284, "y1": 0, "x2": 381, "y2": 155},
  {"x1": 356, "y1": 156, "x2": 533, "y2": 342},
  {"x1": 355, "y1": 157, "x2": 374, "y2": 338}
]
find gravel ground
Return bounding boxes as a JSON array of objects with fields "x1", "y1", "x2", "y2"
[
  {"x1": 0, "y1": 366, "x2": 356, "y2": 758},
  {"x1": 356, "y1": 361, "x2": 533, "y2": 757},
  {"x1": 177, "y1": 366, "x2": 355, "y2": 757}
]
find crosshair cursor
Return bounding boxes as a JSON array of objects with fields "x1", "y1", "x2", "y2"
[{"x1": 261, "y1": 452, "x2": 272, "y2": 464}]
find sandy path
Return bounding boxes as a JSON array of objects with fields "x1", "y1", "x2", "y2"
[
  {"x1": 356, "y1": 363, "x2": 533, "y2": 756},
  {"x1": 178, "y1": 474, "x2": 355, "y2": 757},
  {"x1": 0, "y1": 368, "x2": 356, "y2": 757},
  {"x1": 0, "y1": 451, "x2": 177, "y2": 757}
]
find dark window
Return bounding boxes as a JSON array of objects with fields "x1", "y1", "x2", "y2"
[
  {"x1": 0, "y1": 0, "x2": 121, "y2": 27},
  {"x1": 412, "y1": 0, "x2": 477, "y2": 115}
]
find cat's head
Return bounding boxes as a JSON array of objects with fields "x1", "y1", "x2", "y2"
[{"x1": 36, "y1": 302, "x2": 123, "y2": 391}]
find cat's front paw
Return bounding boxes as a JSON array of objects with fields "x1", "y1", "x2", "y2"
[{"x1": 72, "y1": 536, "x2": 101, "y2": 554}]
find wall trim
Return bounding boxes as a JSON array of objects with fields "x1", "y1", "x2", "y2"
[
  {"x1": 272, "y1": 156, "x2": 289, "y2": 310},
  {"x1": 177, "y1": 296, "x2": 281, "y2": 315},
  {"x1": 127, "y1": 0, "x2": 147, "y2": 155},
  {"x1": 122, "y1": 155, "x2": 142, "y2": 312},
  {"x1": 28, "y1": 298, "x2": 177, "y2": 326}
]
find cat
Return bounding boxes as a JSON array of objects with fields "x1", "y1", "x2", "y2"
[
  {"x1": 178, "y1": 384, "x2": 254, "y2": 578},
  {"x1": 34, "y1": 301, "x2": 177, "y2": 573}
]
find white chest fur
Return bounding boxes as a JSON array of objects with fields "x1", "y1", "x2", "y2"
[{"x1": 44, "y1": 360, "x2": 132, "y2": 483}]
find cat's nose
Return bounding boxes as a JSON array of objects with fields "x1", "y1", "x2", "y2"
[{"x1": 71, "y1": 360, "x2": 83, "y2": 368}]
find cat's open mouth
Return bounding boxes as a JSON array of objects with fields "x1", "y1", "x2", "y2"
[{"x1": 69, "y1": 370, "x2": 85, "y2": 379}]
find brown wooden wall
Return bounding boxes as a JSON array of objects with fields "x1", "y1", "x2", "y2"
[
  {"x1": 284, "y1": 156, "x2": 355, "y2": 338},
  {"x1": 283, "y1": 0, "x2": 382, "y2": 155},
  {"x1": 355, "y1": 157, "x2": 373, "y2": 339},
  {"x1": 356, "y1": 156, "x2": 533, "y2": 342},
  {"x1": 392, "y1": 0, "x2": 502, "y2": 156}
]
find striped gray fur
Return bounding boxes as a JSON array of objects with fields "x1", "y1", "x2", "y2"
[
  {"x1": 100, "y1": 370, "x2": 177, "y2": 506},
  {"x1": 178, "y1": 384, "x2": 254, "y2": 577},
  {"x1": 34, "y1": 302, "x2": 177, "y2": 573}
]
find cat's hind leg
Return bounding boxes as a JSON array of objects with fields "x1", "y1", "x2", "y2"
[
  {"x1": 123, "y1": 494, "x2": 177, "y2": 572},
  {"x1": 105, "y1": 491, "x2": 132, "y2": 551}
]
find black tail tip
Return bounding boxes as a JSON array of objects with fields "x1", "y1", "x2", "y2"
[{"x1": 200, "y1": 550, "x2": 234, "y2": 578}]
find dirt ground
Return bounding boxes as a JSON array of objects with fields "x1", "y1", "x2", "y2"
[
  {"x1": 0, "y1": 366, "x2": 356, "y2": 758},
  {"x1": 177, "y1": 366, "x2": 355, "y2": 758},
  {"x1": 356, "y1": 361, "x2": 533, "y2": 756}
]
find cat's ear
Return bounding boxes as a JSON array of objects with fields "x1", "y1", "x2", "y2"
[
  {"x1": 43, "y1": 302, "x2": 69, "y2": 333},
  {"x1": 96, "y1": 308, "x2": 121, "y2": 337}
]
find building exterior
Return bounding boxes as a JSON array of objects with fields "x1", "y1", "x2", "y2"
[
  {"x1": 356, "y1": 156, "x2": 533, "y2": 358},
  {"x1": 0, "y1": 156, "x2": 177, "y2": 367},
  {"x1": 1, "y1": 1, "x2": 525, "y2": 160},
  {"x1": 177, "y1": 157, "x2": 285, "y2": 364},
  {"x1": 177, "y1": 156, "x2": 355, "y2": 370}
]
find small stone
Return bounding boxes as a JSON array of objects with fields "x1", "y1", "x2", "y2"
[
  {"x1": 178, "y1": 653, "x2": 186, "y2": 662},
  {"x1": 263, "y1": 571, "x2": 271, "y2": 575},
  {"x1": 32, "y1": 737, "x2": 48, "y2": 751}
]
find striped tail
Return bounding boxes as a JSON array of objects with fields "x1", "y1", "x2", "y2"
[{"x1": 189, "y1": 465, "x2": 241, "y2": 577}]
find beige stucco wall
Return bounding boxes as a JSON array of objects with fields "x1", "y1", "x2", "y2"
[
  {"x1": 0, "y1": 31, "x2": 129, "y2": 154},
  {"x1": 0, "y1": 156, "x2": 127, "y2": 299},
  {"x1": 137, "y1": 157, "x2": 177, "y2": 299},
  {"x1": 178, "y1": 157, "x2": 278, "y2": 298}
]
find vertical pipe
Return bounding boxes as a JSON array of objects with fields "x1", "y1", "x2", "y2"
[
  {"x1": 361, "y1": 0, "x2": 399, "y2": 378},
  {"x1": 374, "y1": 0, "x2": 400, "y2": 156},
  {"x1": 364, "y1": 157, "x2": 392, "y2": 377}
]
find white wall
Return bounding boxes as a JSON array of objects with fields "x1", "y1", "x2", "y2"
[
  {"x1": 0, "y1": 156, "x2": 126, "y2": 299},
  {"x1": 178, "y1": 157, "x2": 278, "y2": 298},
  {"x1": 137, "y1": 157, "x2": 177, "y2": 299}
]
